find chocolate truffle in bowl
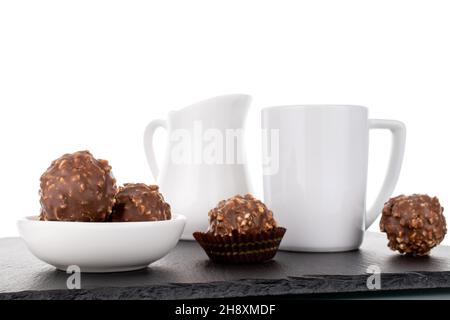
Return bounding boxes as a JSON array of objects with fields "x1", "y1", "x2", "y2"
[
  {"x1": 111, "y1": 183, "x2": 171, "y2": 222},
  {"x1": 380, "y1": 194, "x2": 446, "y2": 256},
  {"x1": 39, "y1": 151, "x2": 117, "y2": 222}
]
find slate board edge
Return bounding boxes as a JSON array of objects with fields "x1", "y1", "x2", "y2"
[{"x1": 1, "y1": 271, "x2": 450, "y2": 300}]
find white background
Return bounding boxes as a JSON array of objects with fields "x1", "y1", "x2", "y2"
[{"x1": 1, "y1": 0, "x2": 449, "y2": 245}]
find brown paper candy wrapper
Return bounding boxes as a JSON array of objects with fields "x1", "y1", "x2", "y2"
[{"x1": 193, "y1": 227, "x2": 286, "y2": 264}]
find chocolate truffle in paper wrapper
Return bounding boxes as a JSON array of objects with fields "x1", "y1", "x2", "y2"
[
  {"x1": 380, "y1": 194, "x2": 446, "y2": 256},
  {"x1": 194, "y1": 194, "x2": 286, "y2": 263},
  {"x1": 39, "y1": 151, "x2": 117, "y2": 222},
  {"x1": 111, "y1": 183, "x2": 171, "y2": 222}
]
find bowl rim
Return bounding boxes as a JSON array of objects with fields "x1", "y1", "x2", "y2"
[{"x1": 18, "y1": 213, "x2": 186, "y2": 226}]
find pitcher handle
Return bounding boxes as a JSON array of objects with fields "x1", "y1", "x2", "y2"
[
  {"x1": 366, "y1": 119, "x2": 406, "y2": 229},
  {"x1": 144, "y1": 119, "x2": 168, "y2": 180}
]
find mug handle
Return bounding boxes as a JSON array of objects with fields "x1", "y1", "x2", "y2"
[
  {"x1": 143, "y1": 119, "x2": 168, "y2": 180},
  {"x1": 365, "y1": 119, "x2": 406, "y2": 229}
]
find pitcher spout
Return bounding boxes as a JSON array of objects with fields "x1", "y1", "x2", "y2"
[{"x1": 170, "y1": 94, "x2": 252, "y2": 126}]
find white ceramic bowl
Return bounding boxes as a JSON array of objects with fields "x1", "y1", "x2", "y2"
[{"x1": 17, "y1": 214, "x2": 186, "y2": 273}]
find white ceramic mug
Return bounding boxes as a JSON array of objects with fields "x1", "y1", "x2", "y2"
[{"x1": 261, "y1": 105, "x2": 406, "y2": 252}]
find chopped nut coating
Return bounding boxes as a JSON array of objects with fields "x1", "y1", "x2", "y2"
[
  {"x1": 207, "y1": 194, "x2": 277, "y2": 236},
  {"x1": 111, "y1": 183, "x2": 171, "y2": 222},
  {"x1": 39, "y1": 151, "x2": 117, "y2": 222},
  {"x1": 380, "y1": 194, "x2": 446, "y2": 256}
]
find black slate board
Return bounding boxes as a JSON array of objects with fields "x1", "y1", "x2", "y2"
[{"x1": 1, "y1": 232, "x2": 450, "y2": 300}]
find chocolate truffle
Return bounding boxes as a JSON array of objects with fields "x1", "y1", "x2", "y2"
[
  {"x1": 39, "y1": 151, "x2": 117, "y2": 222},
  {"x1": 207, "y1": 194, "x2": 277, "y2": 236},
  {"x1": 380, "y1": 194, "x2": 446, "y2": 256},
  {"x1": 111, "y1": 183, "x2": 171, "y2": 222}
]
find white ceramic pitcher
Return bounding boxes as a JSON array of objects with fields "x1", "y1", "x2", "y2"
[{"x1": 144, "y1": 94, "x2": 253, "y2": 239}]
